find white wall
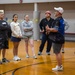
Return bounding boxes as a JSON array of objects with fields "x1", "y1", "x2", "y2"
[
  {"x1": 23, "y1": 0, "x2": 75, "y2": 3},
  {"x1": 38, "y1": 2, "x2": 75, "y2": 33},
  {"x1": 0, "y1": 0, "x2": 19, "y2": 4},
  {"x1": 0, "y1": 4, "x2": 34, "y2": 22},
  {"x1": 0, "y1": 0, "x2": 75, "y2": 4}
]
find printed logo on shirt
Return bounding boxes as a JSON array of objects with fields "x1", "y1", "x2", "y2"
[{"x1": 2, "y1": 22, "x2": 6, "y2": 25}]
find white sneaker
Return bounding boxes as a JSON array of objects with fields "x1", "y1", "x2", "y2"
[
  {"x1": 13, "y1": 56, "x2": 21, "y2": 61},
  {"x1": 52, "y1": 65, "x2": 63, "y2": 71},
  {"x1": 33, "y1": 55, "x2": 37, "y2": 59},
  {"x1": 26, "y1": 55, "x2": 29, "y2": 58},
  {"x1": 16, "y1": 56, "x2": 21, "y2": 60},
  {"x1": 62, "y1": 49, "x2": 65, "y2": 53}
]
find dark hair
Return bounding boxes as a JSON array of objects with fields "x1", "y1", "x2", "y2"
[{"x1": 12, "y1": 14, "x2": 18, "y2": 21}]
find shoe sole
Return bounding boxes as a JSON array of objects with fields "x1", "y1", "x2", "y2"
[
  {"x1": 33, "y1": 57, "x2": 37, "y2": 59},
  {"x1": 0, "y1": 62, "x2": 2, "y2": 64},
  {"x1": 38, "y1": 54, "x2": 42, "y2": 55},
  {"x1": 62, "y1": 52, "x2": 65, "y2": 53},
  {"x1": 52, "y1": 69, "x2": 63, "y2": 71},
  {"x1": 13, "y1": 59, "x2": 21, "y2": 61}
]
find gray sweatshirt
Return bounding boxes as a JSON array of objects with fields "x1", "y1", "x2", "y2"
[{"x1": 21, "y1": 20, "x2": 33, "y2": 37}]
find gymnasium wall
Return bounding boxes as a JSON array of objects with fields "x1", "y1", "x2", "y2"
[
  {"x1": 0, "y1": 0, "x2": 75, "y2": 4},
  {"x1": 0, "y1": 0, "x2": 19, "y2": 4},
  {"x1": 0, "y1": 2, "x2": 75, "y2": 34}
]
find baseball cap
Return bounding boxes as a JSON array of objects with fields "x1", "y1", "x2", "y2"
[
  {"x1": 45, "y1": 11, "x2": 51, "y2": 15},
  {"x1": 54, "y1": 7, "x2": 64, "y2": 14},
  {"x1": 0, "y1": 10, "x2": 4, "y2": 14}
]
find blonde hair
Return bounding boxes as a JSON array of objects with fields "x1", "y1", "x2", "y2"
[{"x1": 24, "y1": 15, "x2": 29, "y2": 20}]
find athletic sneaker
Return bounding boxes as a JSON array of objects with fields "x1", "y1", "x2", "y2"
[
  {"x1": 52, "y1": 65, "x2": 63, "y2": 71},
  {"x1": 62, "y1": 49, "x2": 64, "y2": 53},
  {"x1": 16, "y1": 56, "x2": 21, "y2": 60},
  {"x1": 33, "y1": 55, "x2": 37, "y2": 59},
  {"x1": 46, "y1": 52, "x2": 50, "y2": 55},
  {"x1": 13, "y1": 56, "x2": 21, "y2": 61},
  {"x1": 0, "y1": 61, "x2": 2, "y2": 64},
  {"x1": 2, "y1": 58, "x2": 10, "y2": 63},
  {"x1": 38, "y1": 52, "x2": 42, "y2": 55},
  {"x1": 26, "y1": 55, "x2": 29, "y2": 58}
]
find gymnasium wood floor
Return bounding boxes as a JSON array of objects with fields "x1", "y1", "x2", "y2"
[{"x1": 0, "y1": 39, "x2": 75, "y2": 75}]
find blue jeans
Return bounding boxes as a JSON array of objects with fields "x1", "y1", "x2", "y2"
[{"x1": 39, "y1": 33, "x2": 52, "y2": 52}]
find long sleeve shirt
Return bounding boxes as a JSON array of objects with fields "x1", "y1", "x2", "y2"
[
  {"x1": 21, "y1": 20, "x2": 33, "y2": 36},
  {"x1": 0, "y1": 20, "x2": 10, "y2": 39},
  {"x1": 39, "y1": 18, "x2": 54, "y2": 34},
  {"x1": 10, "y1": 21, "x2": 22, "y2": 37}
]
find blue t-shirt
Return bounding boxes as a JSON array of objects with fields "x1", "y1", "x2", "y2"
[{"x1": 52, "y1": 17, "x2": 65, "y2": 35}]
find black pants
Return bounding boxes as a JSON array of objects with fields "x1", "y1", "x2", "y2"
[{"x1": 39, "y1": 33, "x2": 52, "y2": 52}]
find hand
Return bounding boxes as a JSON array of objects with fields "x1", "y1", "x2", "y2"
[
  {"x1": 46, "y1": 25, "x2": 49, "y2": 31},
  {"x1": 24, "y1": 29, "x2": 28, "y2": 32},
  {"x1": 46, "y1": 31, "x2": 50, "y2": 35},
  {"x1": 40, "y1": 30, "x2": 44, "y2": 33},
  {"x1": 18, "y1": 36, "x2": 22, "y2": 38},
  {"x1": 45, "y1": 25, "x2": 51, "y2": 34}
]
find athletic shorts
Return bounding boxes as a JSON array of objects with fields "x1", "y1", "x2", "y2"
[
  {"x1": 0, "y1": 39, "x2": 8, "y2": 49},
  {"x1": 23, "y1": 35, "x2": 33, "y2": 39},
  {"x1": 53, "y1": 43, "x2": 62, "y2": 54},
  {"x1": 11, "y1": 36, "x2": 21, "y2": 42}
]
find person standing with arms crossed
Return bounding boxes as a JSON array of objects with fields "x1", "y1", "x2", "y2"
[
  {"x1": 21, "y1": 15, "x2": 37, "y2": 59},
  {"x1": 38, "y1": 11, "x2": 54, "y2": 55},
  {"x1": 0, "y1": 10, "x2": 10, "y2": 64}
]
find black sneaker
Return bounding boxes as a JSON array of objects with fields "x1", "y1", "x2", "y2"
[
  {"x1": 0, "y1": 61, "x2": 2, "y2": 64},
  {"x1": 46, "y1": 52, "x2": 50, "y2": 55},
  {"x1": 2, "y1": 58, "x2": 10, "y2": 63},
  {"x1": 38, "y1": 52, "x2": 42, "y2": 55}
]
